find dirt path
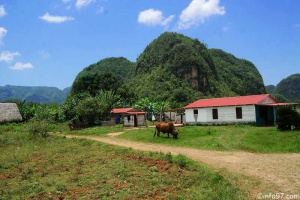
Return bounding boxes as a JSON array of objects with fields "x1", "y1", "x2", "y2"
[{"x1": 62, "y1": 133, "x2": 300, "y2": 197}]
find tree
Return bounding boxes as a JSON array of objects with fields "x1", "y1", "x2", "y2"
[
  {"x1": 76, "y1": 96, "x2": 102, "y2": 125},
  {"x1": 66, "y1": 90, "x2": 120, "y2": 126},
  {"x1": 63, "y1": 93, "x2": 91, "y2": 123}
]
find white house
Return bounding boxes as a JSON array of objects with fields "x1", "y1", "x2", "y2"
[{"x1": 184, "y1": 94, "x2": 297, "y2": 126}]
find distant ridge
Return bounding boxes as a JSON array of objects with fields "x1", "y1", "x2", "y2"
[{"x1": 0, "y1": 85, "x2": 70, "y2": 104}]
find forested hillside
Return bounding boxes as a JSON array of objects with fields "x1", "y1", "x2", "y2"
[
  {"x1": 265, "y1": 85, "x2": 276, "y2": 94},
  {"x1": 69, "y1": 57, "x2": 136, "y2": 104},
  {"x1": 0, "y1": 85, "x2": 69, "y2": 104},
  {"x1": 264, "y1": 74, "x2": 300, "y2": 103},
  {"x1": 274, "y1": 74, "x2": 300, "y2": 103},
  {"x1": 69, "y1": 32, "x2": 266, "y2": 108},
  {"x1": 209, "y1": 49, "x2": 266, "y2": 96}
]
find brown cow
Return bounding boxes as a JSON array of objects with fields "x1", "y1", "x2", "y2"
[{"x1": 153, "y1": 122, "x2": 179, "y2": 139}]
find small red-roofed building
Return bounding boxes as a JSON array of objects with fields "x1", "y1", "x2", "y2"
[
  {"x1": 184, "y1": 94, "x2": 298, "y2": 126},
  {"x1": 110, "y1": 108, "x2": 146, "y2": 127}
]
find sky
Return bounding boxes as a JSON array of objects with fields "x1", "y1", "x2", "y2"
[{"x1": 0, "y1": 0, "x2": 299, "y2": 90}]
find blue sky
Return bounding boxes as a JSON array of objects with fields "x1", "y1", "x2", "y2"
[{"x1": 0, "y1": 0, "x2": 299, "y2": 90}]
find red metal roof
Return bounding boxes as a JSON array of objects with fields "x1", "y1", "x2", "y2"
[
  {"x1": 184, "y1": 94, "x2": 278, "y2": 109},
  {"x1": 110, "y1": 108, "x2": 145, "y2": 114}
]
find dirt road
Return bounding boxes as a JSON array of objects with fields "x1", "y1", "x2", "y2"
[{"x1": 63, "y1": 133, "x2": 300, "y2": 197}]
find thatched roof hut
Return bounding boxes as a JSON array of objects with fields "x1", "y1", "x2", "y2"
[{"x1": 0, "y1": 103, "x2": 23, "y2": 123}]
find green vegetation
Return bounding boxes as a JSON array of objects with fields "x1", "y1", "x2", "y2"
[
  {"x1": 0, "y1": 123, "x2": 243, "y2": 199},
  {"x1": 69, "y1": 57, "x2": 135, "y2": 104},
  {"x1": 277, "y1": 106, "x2": 300, "y2": 131},
  {"x1": 3, "y1": 33, "x2": 299, "y2": 108},
  {"x1": 209, "y1": 49, "x2": 266, "y2": 96},
  {"x1": 130, "y1": 33, "x2": 266, "y2": 107},
  {"x1": 69, "y1": 32, "x2": 266, "y2": 110},
  {"x1": 265, "y1": 85, "x2": 276, "y2": 94},
  {"x1": 66, "y1": 124, "x2": 124, "y2": 136},
  {"x1": 0, "y1": 85, "x2": 69, "y2": 104},
  {"x1": 116, "y1": 125, "x2": 300, "y2": 153},
  {"x1": 274, "y1": 73, "x2": 300, "y2": 103},
  {"x1": 265, "y1": 74, "x2": 300, "y2": 103},
  {"x1": 75, "y1": 57, "x2": 135, "y2": 83}
]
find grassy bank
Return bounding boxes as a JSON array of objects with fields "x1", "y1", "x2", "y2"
[
  {"x1": 117, "y1": 125, "x2": 300, "y2": 153},
  {"x1": 0, "y1": 123, "x2": 244, "y2": 199}
]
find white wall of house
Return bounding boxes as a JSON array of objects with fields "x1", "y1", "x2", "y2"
[
  {"x1": 137, "y1": 115, "x2": 146, "y2": 126},
  {"x1": 185, "y1": 105, "x2": 256, "y2": 124},
  {"x1": 124, "y1": 114, "x2": 145, "y2": 127},
  {"x1": 124, "y1": 115, "x2": 134, "y2": 126}
]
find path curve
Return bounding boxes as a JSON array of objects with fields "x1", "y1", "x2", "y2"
[{"x1": 63, "y1": 134, "x2": 300, "y2": 196}]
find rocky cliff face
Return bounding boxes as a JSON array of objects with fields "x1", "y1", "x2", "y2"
[{"x1": 136, "y1": 32, "x2": 217, "y2": 95}]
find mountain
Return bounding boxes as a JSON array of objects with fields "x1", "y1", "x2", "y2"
[
  {"x1": 69, "y1": 32, "x2": 266, "y2": 108},
  {"x1": 0, "y1": 85, "x2": 70, "y2": 104},
  {"x1": 129, "y1": 32, "x2": 266, "y2": 107},
  {"x1": 265, "y1": 85, "x2": 276, "y2": 94},
  {"x1": 274, "y1": 73, "x2": 300, "y2": 103},
  {"x1": 69, "y1": 57, "x2": 135, "y2": 97}
]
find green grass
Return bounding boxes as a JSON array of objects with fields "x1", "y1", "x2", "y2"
[
  {"x1": 117, "y1": 125, "x2": 300, "y2": 153},
  {"x1": 65, "y1": 124, "x2": 124, "y2": 136},
  {"x1": 0, "y1": 123, "x2": 244, "y2": 199}
]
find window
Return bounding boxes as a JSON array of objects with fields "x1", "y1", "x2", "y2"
[
  {"x1": 236, "y1": 107, "x2": 242, "y2": 119},
  {"x1": 193, "y1": 109, "x2": 198, "y2": 115},
  {"x1": 212, "y1": 109, "x2": 218, "y2": 119}
]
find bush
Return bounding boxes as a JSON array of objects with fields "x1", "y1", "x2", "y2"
[
  {"x1": 27, "y1": 117, "x2": 52, "y2": 138},
  {"x1": 277, "y1": 107, "x2": 300, "y2": 131}
]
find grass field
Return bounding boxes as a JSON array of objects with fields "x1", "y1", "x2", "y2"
[
  {"x1": 116, "y1": 125, "x2": 300, "y2": 153},
  {"x1": 0, "y1": 123, "x2": 244, "y2": 199},
  {"x1": 65, "y1": 123, "x2": 300, "y2": 153}
]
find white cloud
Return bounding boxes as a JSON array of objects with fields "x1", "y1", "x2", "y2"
[
  {"x1": 9, "y1": 62, "x2": 33, "y2": 70},
  {"x1": 0, "y1": 27, "x2": 7, "y2": 45},
  {"x1": 0, "y1": 5, "x2": 6, "y2": 17},
  {"x1": 62, "y1": 0, "x2": 72, "y2": 9},
  {"x1": 39, "y1": 12, "x2": 74, "y2": 23},
  {"x1": 176, "y1": 0, "x2": 225, "y2": 30},
  {"x1": 0, "y1": 51, "x2": 21, "y2": 63},
  {"x1": 76, "y1": 0, "x2": 95, "y2": 9},
  {"x1": 96, "y1": 6, "x2": 104, "y2": 14},
  {"x1": 138, "y1": 9, "x2": 175, "y2": 27}
]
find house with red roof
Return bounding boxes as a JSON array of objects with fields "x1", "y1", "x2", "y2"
[
  {"x1": 110, "y1": 108, "x2": 146, "y2": 127},
  {"x1": 184, "y1": 94, "x2": 297, "y2": 126}
]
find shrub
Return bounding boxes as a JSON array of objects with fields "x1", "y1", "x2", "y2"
[
  {"x1": 277, "y1": 106, "x2": 300, "y2": 131},
  {"x1": 27, "y1": 117, "x2": 52, "y2": 138}
]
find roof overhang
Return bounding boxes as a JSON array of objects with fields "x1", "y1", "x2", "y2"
[
  {"x1": 256, "y1": 103, "x2": 299, "y2": 107},
  {"x1": 126, "y1": 112, "x2": 145, "y2": 115},
  {"x1": 110, "y1": 108, "x2": 145, "y2": 115},
  {"x1": 165, "y1": 108, "x2": 185, "y2": 112}
]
